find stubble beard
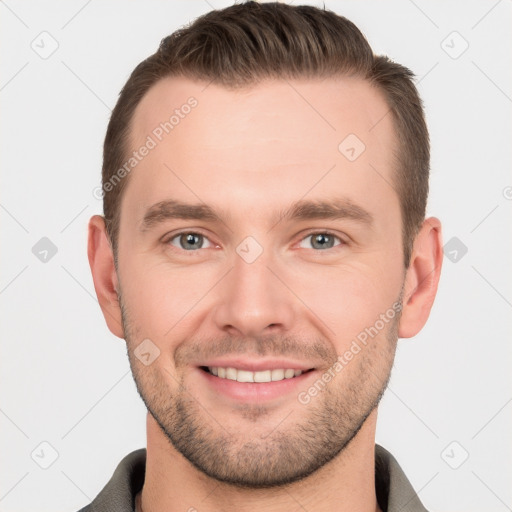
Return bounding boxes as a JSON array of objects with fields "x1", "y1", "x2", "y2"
[{"x1": 120, "y1": 294, "x2": 400, "y2": 489}]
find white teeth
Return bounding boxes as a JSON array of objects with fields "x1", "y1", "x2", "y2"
[
  {"x1": 254, "y1": 370, "x2": 271, "y2": 382},
  {"x1": 226, "y1": 367, "x2": 237, "y2": 380},
  {"x1": 271, "y1": 369, "x2": 284, "y2": 381},
  {"x1": 236, "y1": 370, "x2": 254, "y2": 383},
  {"x1": 208, "y1": 367, "x2": 303, "y2": 383}
]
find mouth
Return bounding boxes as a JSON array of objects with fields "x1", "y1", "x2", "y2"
[
  {"x1": 197, "y1": 363, "x2": 318, "y2": 403},
  {"x1": 200, "y1": 366, "x2": 314, "y2": 383}
]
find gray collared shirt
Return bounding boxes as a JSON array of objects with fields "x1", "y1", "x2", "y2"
[{"x1": 76, "y1": 444, "x2": 428, "y2": 512}]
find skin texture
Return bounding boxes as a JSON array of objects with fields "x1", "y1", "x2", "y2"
[{"x1": 88, "y1": 76, "x2": 443, "y2": 512}]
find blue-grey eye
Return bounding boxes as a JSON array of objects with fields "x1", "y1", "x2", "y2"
[
  {"x1": 299, "y1": 233, "x2": 341, "y2": 250},
  {"x1": 169, "y1": 233, "x2": 213, "y2": 251}
]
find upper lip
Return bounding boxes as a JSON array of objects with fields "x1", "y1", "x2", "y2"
[{"x1": 198, "y1": 358, "x2": 316, "y2": 372}]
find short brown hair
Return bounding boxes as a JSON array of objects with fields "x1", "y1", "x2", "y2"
[{"x1": 101, "y1": 0, "x2": 429, "y2": 268}]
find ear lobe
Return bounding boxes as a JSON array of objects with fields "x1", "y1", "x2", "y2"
[
  {"x1": 398, "y1": 217, "x2": 443, "y2": 339},
  {"x1": 87, "y1": 215, "x2": 125, "y2": 339}
]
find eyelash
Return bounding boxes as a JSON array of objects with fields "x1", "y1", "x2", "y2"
[{"x1": 162, "y1": 230, "x2": 346, "y2": 253}]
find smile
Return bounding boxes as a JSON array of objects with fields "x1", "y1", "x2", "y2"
[{"x1": 204, "y1": 366, "x2": 305, "y2": 383}]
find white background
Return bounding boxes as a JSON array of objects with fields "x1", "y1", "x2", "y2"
[{"x1": 1, "y1": 1, "x2": 511, "y2": 511}]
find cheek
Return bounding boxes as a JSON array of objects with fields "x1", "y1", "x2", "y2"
[
  {"x1": 287, "y1": 260, "x2": 402, "y2": 346},
  {"x1": 119, "y1": 258, "x2": 218, "y2": 337}
]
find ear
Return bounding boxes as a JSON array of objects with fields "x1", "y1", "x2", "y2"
[
  {"x1": 398, "y1": 217, "x2": 443, "y2": 338},
  {"x1": 87, "y1": 215, "x2": 125, "y2": 339}
]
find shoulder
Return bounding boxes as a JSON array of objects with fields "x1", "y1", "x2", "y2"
[
  {"x1": 75, "y1": 448, "x2": 146, "y2": 512},
  {"x1": 375, "y1": 444, "x2": 430, "y2": 512}
]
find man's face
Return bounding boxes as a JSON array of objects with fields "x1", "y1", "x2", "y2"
[{"x1": 115, "y1": 76, "x2": 405, "y2": 487}]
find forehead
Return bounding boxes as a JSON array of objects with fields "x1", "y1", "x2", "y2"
[
  {"x1": 122, "y1": 75, "x2": 398, "y2": 228},
  {"x1": 130, "y1": 74, "x2": 394, "y2": 156}
]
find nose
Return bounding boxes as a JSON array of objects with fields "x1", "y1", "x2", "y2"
[{"x1": 211, "y1": 244, "x2": 297, "y2": 338}]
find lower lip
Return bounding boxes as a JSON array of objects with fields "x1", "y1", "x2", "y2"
[{"x1": 197, "y1": 368, "x2": 317, "y2": 402}]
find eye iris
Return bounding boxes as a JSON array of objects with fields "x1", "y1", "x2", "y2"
[
  {"x1": 312, "y1": 233, "x2": 334, "y2": 250},
  {"x1": 176, "y1": 234, "x2": 336, "y2": 250},
  {"x1": 181, "y1": 233, "x2": 202, "y2": 250}
]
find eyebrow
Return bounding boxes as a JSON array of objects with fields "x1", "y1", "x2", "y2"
[{"x1": 139, "y1": 198, "x2": 373, "y2": 232}]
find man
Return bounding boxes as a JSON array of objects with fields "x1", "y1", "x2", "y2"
[{"x1": 84, "y1": 1, "x2": 443, "y2": 511}]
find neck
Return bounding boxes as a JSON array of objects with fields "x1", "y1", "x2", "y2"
[{"x1": 139, "y1": 410, "x2": 382, "y2": 512}]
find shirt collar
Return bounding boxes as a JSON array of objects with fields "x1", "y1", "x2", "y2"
[{"x1": 79, "y1": 444, "x2": 429, "y2": 512}]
